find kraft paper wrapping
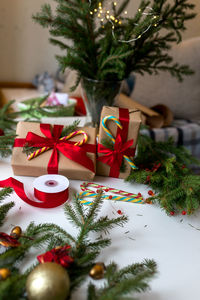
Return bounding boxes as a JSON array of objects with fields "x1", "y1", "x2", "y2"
[
  {"x1": 97, "y1": 106, "x2": 142, "y2": 179},
  {"x1": 11, "y1": 122, "x2": 97, "y2": 180}
]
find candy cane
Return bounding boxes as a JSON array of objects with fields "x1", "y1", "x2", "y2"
[
  {"x1": 28, "y1": 130, "x2": 88, "y2": 160},
  {"x1": 102, "y1": 115, "x2": 137, "y2": 170},
  {"x1": 79, "y1": 182, "x2": 144, "y2": 206}
]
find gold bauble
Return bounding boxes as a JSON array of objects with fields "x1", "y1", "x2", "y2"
[
  {"x1": 0, "y1": 268, "x2": 11, "y2": 280},
  {"x1": 10, "y1": 226, "x2": 22, "y2": 239},
  {"x1": 89, "y1": 263, "x2": 105, "y2": 280},
  {"x1": 26, "y1": 262, "x2": 70, "y2": 300}
]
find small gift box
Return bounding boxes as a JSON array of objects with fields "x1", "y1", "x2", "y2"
[
  {"x1": 97, "y1": 106, "x2": 142, "y2": 179},
  {"x1": 11, "y1": 122, "x2": 97, "y2": 180}
]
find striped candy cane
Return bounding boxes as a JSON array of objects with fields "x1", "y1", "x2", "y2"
[
  {"x1": 102, "y1": 115, "x2": 137, "y2": 170},
  {"x1": 79, "y1": 182, "x2": 144, "y2": 206},
  {"x1": 28, "y1": 130, "x2": 88, "y2": 160}
]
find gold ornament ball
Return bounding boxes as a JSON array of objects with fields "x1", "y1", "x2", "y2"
[
  {"x1": 0, "y1": 268, "x2": 11, "y2": 280},
  {"x1": 10, "y1": 226, "x2": 22, "y2": 239},
  {"x1": 26, "y1": 262, "x2": 70, "y2": 300},
  {"x1": 89, "y1": 263, "x2": 105, "y2": 280}
]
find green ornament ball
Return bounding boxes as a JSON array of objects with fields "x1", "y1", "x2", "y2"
[{"x1": 26, "y1": 262, "x2": 70, "y2": 300}]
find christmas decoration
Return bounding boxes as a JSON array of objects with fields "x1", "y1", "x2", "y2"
[
  {"x1": 27, "y1": 129, "x2": 88, "y2": 161},
  {"x1": 0, "y1": 268, "x2": 10, "y2": 281},
  {"x1": 10, "y1": 226, "x2": 22, "y2": 239},
  {"x1": 37, "y1": 244, "x2": 74, "y2": 267},
  {"x1": 79, "y1": 182, "x2": 144, "y2": 205},
  {"x1": 89, "y1": 262, "x2": 106, "y2": 280},
  {"x1": 0, "y1": 232, "x2": 21, "y2": 248},
  {"x1": 12, "y1": 122, "x2": 96, "y2": 180},
  {"x1": 26, "y1": 262, "x2": 70, "y2": 300},
  {"x1": 97, "y1": 107, "x2": 141, "y2": 178},
  {"x1": 0, "y1": 186, "x2": 157, "y2": 299},
  {"x1": 126, "y1": 133, "x2": 200, "y2": 215}
]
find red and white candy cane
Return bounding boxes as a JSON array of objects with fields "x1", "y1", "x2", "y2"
[
  {"x1": 28, "y1": 130, "x2": 88, "y2": 160},
  {"x1": 79, "y1": 182, "x2": 144, "y2": 205}
]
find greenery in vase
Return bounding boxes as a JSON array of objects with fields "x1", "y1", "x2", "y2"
[
  {"x1": 33, "y1": 0, "x2": 196, "y2": 89},
  {"x1": 0, "y1": 190, "x2": 157, "y2": 299}
]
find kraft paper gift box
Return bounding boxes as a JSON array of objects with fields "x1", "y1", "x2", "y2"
[
  {"x1": 11, "y1": 121, "x2": 97, "y2": 180},
  {"x1": 97, "y1": 106, "x2": 142, "y2": 179}
]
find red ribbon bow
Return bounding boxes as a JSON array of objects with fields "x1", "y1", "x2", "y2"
[
  {"x1": 97, "y1": 108, "x2": 136, "y2": 178},
  {"x1": 22, "y1": 124, "x2": 94, "y2": 174},
  {"x1": 98, "y1": 134, "x2": 135, "y2": 178}
]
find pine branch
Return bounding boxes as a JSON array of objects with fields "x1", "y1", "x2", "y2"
[
  {"x1": 126, "y1": 132, "x2": 200, "y2": 215},
  {"x1": 33, "y1": 0, "x2": 196, "y2": 82},
  {"x1": 0, "y1": 187, "x2": 157, "y2": 299}
]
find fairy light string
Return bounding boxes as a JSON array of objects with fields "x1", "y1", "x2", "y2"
[{"x1": 89, "y1": 1, "x2": 160, "y2": 43}]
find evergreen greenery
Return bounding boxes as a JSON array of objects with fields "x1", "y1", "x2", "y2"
[
  {"x1": 0, "y1": 190, "x2": 157, "y2": 299},
  {"x1": 126, "y1": 133, "x2": 200, "y2": 215},
  {"x1": 33, "y1": 0, "x2": 196, "y2": 89}
]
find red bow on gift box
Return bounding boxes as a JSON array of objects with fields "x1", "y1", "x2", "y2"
[
  {"x1": 98, "y1": 108, "x2": 136, "y2": 178},
  {"x1": 98, "y1": 134, "x2": 135, "y2": 178},
  {"x1": 14, "y1": 124, "x2": 95, "y2": 174}
]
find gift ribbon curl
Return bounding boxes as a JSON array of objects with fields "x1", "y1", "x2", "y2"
[{"x1": 0, "y1": 176, "x2": 69, "y2": 208}]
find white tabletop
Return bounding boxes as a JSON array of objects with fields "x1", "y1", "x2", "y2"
[{"x1": 1, "y1": 159, "x2": 200, "y2": 300}]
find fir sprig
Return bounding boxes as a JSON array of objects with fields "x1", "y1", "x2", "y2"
[
  {"x1": 126, "y1": 133, "x2": 200, "y2": 215},
  {"x1": 0, "y1": 189, "x2": 157, "y2": 299},
  {"x1": 33, "y1": 0, "x2": 196, "y2": 89}
]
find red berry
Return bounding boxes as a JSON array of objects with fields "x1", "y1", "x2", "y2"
[
  {"x1": 148, "y1": 190, "x2": 154, "y2": 196},
  {"x1": 117, "y1": 210, "x2": 122, "y2": 215},
  {"x1": 182, "y1": 211, "x2": 187, "y2": 215},
  {"x1": 0, "y1": 129, "x2": 4, "y2": 136},
  {"x1": 105, "y1": 189, "x2": 109, "y2": 192},
  {"x1": 109, "y1": 195, "x2": 112, "y2": 200},
  {"x1": 96, "y1": 189, "x2": 100, "y2": 193},
  {"x1": 138, "y1": 193, "x2": 142, "y2": 197},
  {"x1": 146, "y1": 176, "x2": 151, "y2": 182},
  {"x1": 170, "y1": 211, "x2": 175, "y2": 216}
]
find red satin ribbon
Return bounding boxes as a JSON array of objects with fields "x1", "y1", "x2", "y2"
[
  {"x1": 0, "y1": 177, "x2": 68, "y2": 208},
  {"x1": 98, "y1": 108, "x2": 135, "y2": 178},
  {"x1": 14, "y1": 124, "x2": 95, "y2": 174}
]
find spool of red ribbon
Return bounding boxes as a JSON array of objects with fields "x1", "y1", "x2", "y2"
[{"x1": 0, "y1": 175, "x2": 69, "y2": 208}]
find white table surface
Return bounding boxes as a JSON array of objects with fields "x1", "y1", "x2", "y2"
[{"x1": 1, "y1": 158, "x2": 200, "y2": 300}]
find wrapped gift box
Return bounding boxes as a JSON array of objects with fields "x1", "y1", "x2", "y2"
[
  {"x1": 11, "y1": 122, "x2": 97, "y2": 180},
  {"x1": 97, "y1": 106, "x2": 142, "y2": 179}
]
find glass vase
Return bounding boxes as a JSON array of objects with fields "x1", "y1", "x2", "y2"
[{"x1": 81, "y1": 77, "x2": 122, "y2": 127}]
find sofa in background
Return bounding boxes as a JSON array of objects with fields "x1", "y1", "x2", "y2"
[{"x1": 126, "y1": 37, "x2": 200, "y2": 161}]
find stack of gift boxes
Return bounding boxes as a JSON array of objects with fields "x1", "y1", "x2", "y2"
[{"x1": 11, "y1": 106, "x2": 142, "y2": 180}]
